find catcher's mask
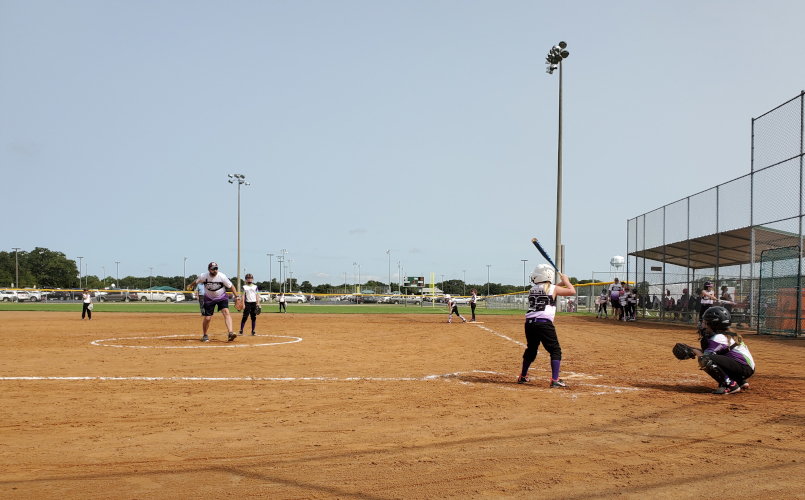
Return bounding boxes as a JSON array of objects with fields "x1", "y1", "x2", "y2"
[{"x1": 702, "y1": 306, "x2": 730, "y2": 329}]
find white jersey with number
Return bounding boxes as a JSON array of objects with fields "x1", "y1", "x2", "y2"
[
  {"x1": 609, "y1": 283, "x2": 623, "y2": 301},
  {"x1": 243, "y1": 284, "x2": 259, "y2": 303},
  {"x1": 198, "y1": 272, "x2": 233, "y2": 300},
  {"x1": 526, "y1": 283, "x2": 556, "y2": 322}
]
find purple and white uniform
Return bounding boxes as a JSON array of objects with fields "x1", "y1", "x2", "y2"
[
  {"x1": 727, "y1": 342, "x2": 755, "y2": 370},
  {"x1": 702, "y1": 333, "x2": 731, "y2": 355},
  {"x1": 526, "y1": 283, "x2": 556, "y2": 322},
  {"x1": 609, "y1": 282, "x2": 623, "y2": 304},
  {"x1": 198, "y1": 271, "x2": 233, "y2": 305}
]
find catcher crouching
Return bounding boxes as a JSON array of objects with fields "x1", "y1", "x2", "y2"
[{"x1": 672, "y1": 306, "x2": 755, "y2": 395}]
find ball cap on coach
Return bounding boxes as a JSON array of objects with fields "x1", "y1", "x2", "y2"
[{"x1": 208, "y1": 262, "x2": 219, "y2": 270}]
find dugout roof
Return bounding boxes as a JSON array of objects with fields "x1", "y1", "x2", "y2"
[{"x1": 628, "y1": 226, "x2": 803, "y2": 270}]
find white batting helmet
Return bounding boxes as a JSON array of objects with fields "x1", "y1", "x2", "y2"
[
  {"x1": 445, "y1": 294, "x2": 451, "y2": 299},
  {"x1": 530, "y1": 264, "x2": 554, "y2": 284}
]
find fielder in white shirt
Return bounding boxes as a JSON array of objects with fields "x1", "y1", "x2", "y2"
[{"x1": 239, "y1": 273, "x2": 261, "y2": 336}]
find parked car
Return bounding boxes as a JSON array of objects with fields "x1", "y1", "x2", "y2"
[
  {"x1": 14, "y1": 291, "x2": 30, "y2": 302},
  {"x1": 136, "y1": 291, "x2": 185, "y2": 302},
  {"x1": 0, "y1": 290, "x2": 18, "y2": 302},
  {"x1": 283, "y1": 293, "x2": 307, "y2": 304},
  {"x1": 356, "y1": 290, "x2": 378, "y2": 303},
  {"x1": 98, "y1": 291, "x2": 138, "y2": 302}
]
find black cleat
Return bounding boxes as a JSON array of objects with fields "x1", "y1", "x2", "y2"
[
  {"x1": 550, "y1": 379, "x2": 568, "y2": 388},
  {"x1": 517, "y1": 375, "x2": 530, "y2": 384},
  {"x1": 201, "y1": 334, "x2": 209, "y2": 342},
  {"x1": 251, "y1": 331, "x2": 256, "y2": 336},
  {"x1": 228, "y1": 332, "x2": 237, "y2": 342}
]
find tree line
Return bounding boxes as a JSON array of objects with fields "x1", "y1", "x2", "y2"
[{"x1": 1, "y1": 248, "x2": 582, "y2": 295}]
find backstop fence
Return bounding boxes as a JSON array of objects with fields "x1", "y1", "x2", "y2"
[{"x1": 626, "y1": 92, "x2": 805, "y2": 336}]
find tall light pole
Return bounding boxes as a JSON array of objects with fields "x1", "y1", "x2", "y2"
[
  {"x1": 343, "y1": 272, "x2": 347, "y2": 293},
  {"x1": 358, "y1": 264, "x2": 361, "y2": 293},
  {"x1": 84, "y1": 263, "x2": 87, "y2": 288},
  {"x1": 288, "y1": 259, "x2": 294, "y2": 292},
  {"x1": 397, "y1": 261, "x2": 401, "y2": 293},
  {"x1": 441, "y1": 274, "x2": 445, "y2": 294},
  {"x1": 149, "y1": 267, "x2": 153, "y2": 300},
  {"x1": 102, "y1": 266, "x2": 105, "y2": 286},
  {"x1": 280, "y1": 249, "x2": 288, "y2": 292},
  {"x1": 183, "y1": 257, "x2": 188, "y2": 290},
  {"x1": 277, "y1": 255, "x2": 284, "y2": 292},
  {"x1": 521, "y1": 259, "x2": 529, "y2": 291},
  {"x1": 12, "y1": 248, "x2": 20, "y2": 288},
  {"x1": 115, "y1": 262, "x2": 120, "y2": 288},
  {"x1": 353, "y1": 262, "x2": 357, "y2": 293},
  {"x1": 267, "y1": 254, "x2": 274, "y2": 297},
  {"x1": 546, "y1": 41, "x2": 569, "y2": 277},
  {"x1": 228, "y1": 173, "x2": 250, "y2": 293},
  {"x1": 387, "y1": 250, "x2": 391, "y2": 294},
  {"x1": 76, "y1": 257, "x2": 83, "y2": 289},
  {"x1": 462, "y1": 270, "x2": 466, "y2": 296},
  {"x1": 486, "y1": 264, "x2": 491, "y2": 297}
]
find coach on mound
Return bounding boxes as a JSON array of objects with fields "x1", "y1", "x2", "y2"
[{"x1": 187, "y1": 262, "x2": 241, "y2": 343}]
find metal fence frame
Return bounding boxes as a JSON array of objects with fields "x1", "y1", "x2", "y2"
[{"x1": 626, "y1": 92, "x2": 805, "y2": 336}]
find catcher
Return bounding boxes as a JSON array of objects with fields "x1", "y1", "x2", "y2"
[
  {"x1": 672, "y1": 306, "x2": 755, "y2": 395},
  {"x1": 187, "y1": 262, "x2": 242, "y2": 343}
]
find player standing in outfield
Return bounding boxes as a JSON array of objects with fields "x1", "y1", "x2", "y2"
[
  {"x1": 698, "y1": 281, "x2": 716, "y2": 332},
  {"x1": 597, "y1": 288, "x2": 608, "y2": 319},
  {"x1": 679, "y1": 306, "x2": 755, "y2": 394},
  {"x1": 469, "y1": 289, "x2": 478, "y2": 322},
  {"x1": 81, "y1": 288, "x2": 93, "y2": 320},
  {"x1": 186, "y1": 262, "x2": 241, "y2": 342},
  {"x1": 517, "y1": 264, "x2": 576, "y2": 388},
  {"x1": 239, "y1": 273, "x2": 261, "y2": 336},
  {"x1": 608, "y1": 278, "x2": 623, "y2": 321},
  {"x1": 445, "y1": 294, "x2": 467, "y2": 324},
  {"x1": 278, "y1": 292, "x2": 287, "y2": 313}
]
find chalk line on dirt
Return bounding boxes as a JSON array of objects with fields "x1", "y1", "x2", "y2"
[{"x1": 90, "y1": 334, "x2": 302, "y2": 348}]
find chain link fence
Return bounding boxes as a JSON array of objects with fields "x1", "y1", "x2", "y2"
[{"x1": 627, "y1": 92, "x2": 805, "y2": 336}]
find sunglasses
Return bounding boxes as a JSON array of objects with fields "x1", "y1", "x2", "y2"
[{"x1": 209, "y1": 267, "x2": 218, "y2": 271}]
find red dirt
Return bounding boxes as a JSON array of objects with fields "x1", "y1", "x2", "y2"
[{"x1": 1, "y1": 311, "x2": 804, "y2": 499}]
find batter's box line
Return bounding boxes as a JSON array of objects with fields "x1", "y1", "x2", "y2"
[{"x1": 472, "y1": 323, "x2": 525, "y2": 347}]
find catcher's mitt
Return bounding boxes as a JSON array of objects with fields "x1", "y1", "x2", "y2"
[
  {"x1": 234, "y1": 296, "x2": 244, "y2": 311},
  {"x1": 255, "y1": 304, "x2": 262, "y2": 316},
  {"x1": 672, "y1": 342, "x2": 695, "y2": 360}
]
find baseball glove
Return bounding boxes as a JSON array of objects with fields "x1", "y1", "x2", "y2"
[
  {"x1": 672, "y1": 342, "x2": 695, "y2": 360},
  {"x1": 235, "y1": 296, "x2": 244, "y2": 311},
  {"x1": 255, "y1": 304, "x2": 262, "y2": 316}
]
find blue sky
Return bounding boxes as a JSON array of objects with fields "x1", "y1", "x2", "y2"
[{"x1": 2, "y1": 1, "x2": 804, "y2": 287}]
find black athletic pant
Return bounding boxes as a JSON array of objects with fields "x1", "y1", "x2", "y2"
[
  {"x1": 599, "y1": 303, "x2": 608, "y2": 316},
  {"x1": 523, "y1": 320, "x2": 562, "y2": 362},
  {"x1": 242, "y1": 301, "x2": 257, "y2": 322},
  {"x1": 703, "y1": 354, "x2": 754, "y2": 385},
  {"x1": 279, "y1": 301, "x2": 286, "y2": 312},
  {"x1": 82, "y1": 303, "x2": 92, "y2": 320},
  {"x1": 470, "y1": 302, "x2": 476, "y2": 320}
]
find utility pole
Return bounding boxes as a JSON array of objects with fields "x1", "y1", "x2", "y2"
[
  {"x1": 77, "y1": 257, "x2": 83, "y2": 289},
  {"x1": 183, "y1": 257, "x2": 187, "y2": 290},
  {"x1": 387, "y1": 250, "x2": 391, "y2": 294},
  {"x1": 267, "y1": 254, "x2": 274, "y2": 298},
  {"x1": 12, "y1": 248, "x2": 20, "y2": 288},
  {"x1": 486, "y1": 265, "x2": 491, "y2": 297},
  {"x1": 115, "y1": 262, "x2": 120, "y2": 288},
  {"x1": 228, "y1": 174, "x2": 250, "y2": 292},
  {"x1": 462, "y1": 270, "x2": 466, "y2": 296},
  {"x1": 521, "y1": 259, "x2": 529, "y2": 291}
]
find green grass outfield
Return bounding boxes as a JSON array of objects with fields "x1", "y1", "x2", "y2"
[{"x1": 0, "y1": 302, "x2": 591, "y2": 316}]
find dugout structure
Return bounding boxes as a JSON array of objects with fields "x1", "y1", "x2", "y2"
[{"x1": 626, "y1": 92, "x2": 805, "y2": 336}]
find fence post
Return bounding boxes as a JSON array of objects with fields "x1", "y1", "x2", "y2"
[
  {"x1": 687, "y1": 196, "x2": 691, "y2": 324},
  {"x1": 662, "y1": 206, "x2": 666, "y2": 321},
  {"x1": 798, "y1": 91, "x2": 804, "y2": 335}
]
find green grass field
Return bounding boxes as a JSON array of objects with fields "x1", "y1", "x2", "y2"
[{"x1": 0, "y1": 302, "x2": 566, "y2": 315}]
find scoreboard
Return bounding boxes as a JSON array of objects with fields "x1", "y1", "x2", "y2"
[{"x1": 404, "y1": 277, "x2": 425, "y2": 287}]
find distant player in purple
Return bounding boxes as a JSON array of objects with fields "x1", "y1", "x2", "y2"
[
  {"x1": 187, "y1": 262, "x2": 241, "y2": 343},
  {"x1": 517, "y1": 264, "x2": 576, "y2": 388}
]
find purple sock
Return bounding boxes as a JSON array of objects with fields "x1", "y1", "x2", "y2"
[
  {"x1": 521, "y1": 359, "x2": 532, "y2": 378},
  {"x1": 240, "y1": 320, "x2": 246, "y2": 332},
  {"x1": 251, "y1": 318, "x2": 256, "y2": 332},
  {"x1": 551, "y1": 360, "x2": 561, "y2": 380}
]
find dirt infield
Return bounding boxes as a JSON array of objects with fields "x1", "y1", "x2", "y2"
[{"x1": 1, "y1": 311, "x2": 804, "y2": 499}]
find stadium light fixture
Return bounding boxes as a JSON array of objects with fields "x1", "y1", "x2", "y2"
[
  {"x1": 229, "y1": 173, "x2": 250, "y2": 293},
  {"x1": 545, "y1": 40, "x2": 569, "y2": 278}
]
